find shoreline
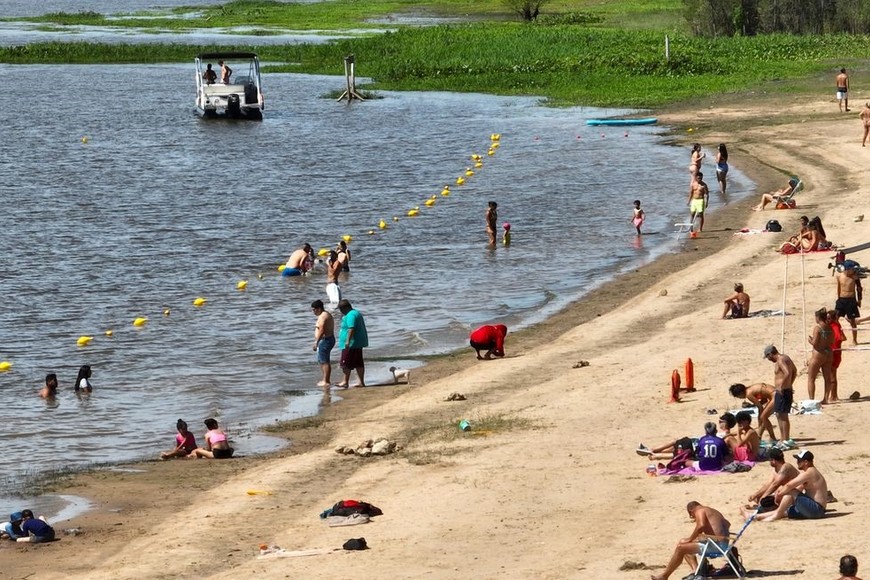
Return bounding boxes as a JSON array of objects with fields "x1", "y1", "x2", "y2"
[{"x1": 5, "y1": 94, "x2": 859, "y2": 579}]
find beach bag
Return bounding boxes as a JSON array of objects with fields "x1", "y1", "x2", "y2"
[
  {"x1": 342, "y1": 537, "x2": 368, "y2": 550},
  {"x1": 780, "y1": 243, "x2": 799, "y2": 255},
  {"x1": 666, "y1": 448, "x2": 693, "y2": 472},
  {"x1": 765, "y1": 219, "x2": 782, "y2": 232},
  {"x1": 330, "y1": 500, "x2": 383, "y2": 518},
  {"x1": 759, "y1": 495, "x2": 777, "y2": 512}
]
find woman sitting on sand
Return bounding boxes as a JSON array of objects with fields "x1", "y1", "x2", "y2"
[
  {"x1": 753, "y1": 178, "x2": 799, "y2": 211},
  {"x1": 778, "y1": 217, "x2": 830, "y2": 253},
  {"x1": 189, "y1": 418, "x2": 234, "y2": 459},
  {"x1": 160, "y1": 419, "x2": 198, "y2": 459}
]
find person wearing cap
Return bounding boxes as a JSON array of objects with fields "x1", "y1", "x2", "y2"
[
  {"x1": 836, "y1": 260, "x2": 862, "y2": 344},
  {"x1": 469, "y1": 324, "x2": 508, "y2": 360},
  {"x1": 728, "y1": 382, "x2": 777, "y2": 442},
  {"x1": 336, "y1": 299, "x2": 368, "y2": 388},
  {"x1": 650, "y1": 501, "x2": 731, "y2": 580},
  {"x1": 721, "y1": 282, "x2": 750, "y2": 319},
  {"x1": 741, "y1": 447, "x2": 799, "y2": 519},
  {"x1": 763, "y1": 345, "x2": 797, "y2": 450},
  {"x1": 1, "y1": 512, "x2": 25, "y2": 540},
  {"x1": 756, "y1": 450, "x2": 828, "y2": 522}
]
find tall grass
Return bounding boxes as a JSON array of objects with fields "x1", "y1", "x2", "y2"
[{"x1": 1, "y1": 27, "x2": 865, "y2": 106}]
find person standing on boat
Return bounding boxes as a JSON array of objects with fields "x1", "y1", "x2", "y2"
[
  {"x1": 219, "y1": 60, "x2": 232, "y2": 84},
  {"x1": 202, "y1": 63, "x2": 217, "y2": 85}
]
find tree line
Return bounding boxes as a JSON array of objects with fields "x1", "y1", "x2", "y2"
[{"x1": 684, "y1": 0, "x2": 870, "y2": 36}]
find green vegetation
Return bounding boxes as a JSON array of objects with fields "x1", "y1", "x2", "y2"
[{"x1": 0, "y1": 28, "x2": 864, "y2": 106}]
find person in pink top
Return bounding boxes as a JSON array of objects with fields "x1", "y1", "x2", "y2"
[
  {"x1": 160, "y1": 419, "x2": 198, "y2": 459},
  {"x1": 189, "y1": 418, "x2": 234, "y2": 459}
]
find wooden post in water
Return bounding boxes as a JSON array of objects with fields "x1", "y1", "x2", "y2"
[{"x1": 337, "y1": 54, "x2": 365, "y2": 103}]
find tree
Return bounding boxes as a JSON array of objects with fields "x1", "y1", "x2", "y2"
[{"x1": 504, "y1": 0, "x2": 549, "y2": 21}]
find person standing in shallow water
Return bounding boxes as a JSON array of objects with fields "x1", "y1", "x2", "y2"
[
  {"x1": 631, "y1": 200, "x2": 645, "y2": 235},
  {"x1": 311, "y1": 299, "x2": 335, "y2": 387},
  {"x1": 687, "y1": 172, "x2": 709, "y2": 234},
  {"x1": 715, "y1": 143, "x2": 728, "y2": 195},
  {"x1": 485, "y1": 201, "x2": 498, "y2": 246}
]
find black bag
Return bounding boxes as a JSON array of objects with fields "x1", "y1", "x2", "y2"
[
  {"x1": 765, "y1": 220, "x2": 782, "y2": 232},
  {"x1": 342, "y1": 537, "x2": 368, "y2": 550}
]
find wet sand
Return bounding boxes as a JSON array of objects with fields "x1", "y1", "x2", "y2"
[{"x1": 3, "y1": 95, "x2": 869, "y2": 579}]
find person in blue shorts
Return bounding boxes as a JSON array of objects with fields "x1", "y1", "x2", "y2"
[
  {"x1": 756, "y1": 450, "x2": 828, "y2": 522},
  {"x1": 311, "y1": 300, "x2": 335, "y2": 387}
]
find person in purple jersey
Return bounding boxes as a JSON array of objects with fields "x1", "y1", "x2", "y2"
[{"x1": 692, "y1": 422, "x2": 729, "y2": 471}]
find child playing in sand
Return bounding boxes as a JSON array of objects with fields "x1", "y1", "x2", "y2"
[{"x1": 631, "y1": 200, "x2": 645, "y2": 235}]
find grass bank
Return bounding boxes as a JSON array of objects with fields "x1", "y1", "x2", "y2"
[{"x1": 1, "y1": 27, "x2": 865, "y2": 107}]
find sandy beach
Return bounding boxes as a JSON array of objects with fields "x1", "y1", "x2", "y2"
[{"x1": 4, "y1": 95, "x2": 870, "y2": 580}]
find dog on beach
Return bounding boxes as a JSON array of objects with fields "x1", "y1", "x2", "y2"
[{"x1": 389, "y1": 366, "x2": 411, "y2": 385}]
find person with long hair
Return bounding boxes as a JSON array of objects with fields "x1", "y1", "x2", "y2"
[
  {"x1": 715, "y1": 143, "x2": 728, "y2": 194},
  {"x1": 74, "y1": 365, "x2": 92, "y2": 393},
  {"x1": 189, "y1": 418, "x2": 234, "y2": 459},
  {"x1": 160, "y1": 419, "x2": 198, "y2": 459}
]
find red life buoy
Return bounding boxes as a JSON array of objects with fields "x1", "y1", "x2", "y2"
[
  {"x1": 670, "y1": 369, "x2": 681, "y2": 403},
  {"x1": 684, "y1": 358, "x2": 695, "y2": 391}
]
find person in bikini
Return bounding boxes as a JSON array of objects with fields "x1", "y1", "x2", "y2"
[
  {"x1": 650, "y1": 501, "x2": 731, "y2": 580},
  {"x1": 755, "y1": 450, "x2": 827, "y2": 521},
  {"x1": 807, "y1": 307, "x2": 834, "y2": 402},
  {"x1": 753, "y1": 178, "x2": 799, "y2": 211},
  {"x1": 860, "y1": 103, "x2": 870, "y2": 146},
  {"x1": 687, "y1": 171, "x2": 709, "y2": 234},
  {"x1": 189, "y1": 418, "x2": 234, "y2": 459},
  {"x1": 836, "y1": 261, "x2": 862, "y2": 344},
  {"x1": 722, "y1": 282, "x2": 750, "y2": 319},
  {"x1": 729, "y1": 382, "x2": 777, "y2": 442},
  {"x1": 688, "y1": 143, "x2": 705, "y2": 179}
]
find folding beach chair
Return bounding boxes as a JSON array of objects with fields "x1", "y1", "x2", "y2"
[
  {"x1": 693, "y1": 508, "x2": 758, "y2": 578},
  {"x1": 774, "y1": 178, "x2": 803, "y2": 209}
]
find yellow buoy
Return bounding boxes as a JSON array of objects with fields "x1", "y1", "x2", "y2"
[
  {"x1": 0, "y1": 361, "x2": 11, "y2": 372},
  {"x1": 465, "y1": 169, "x2": 474, "y2": 177},
  {"x1": 456, "y1": 177, "x2": 465, "y2": 185},
  {"x1": 342, "y1": 235, "x2": 352, "y2": 243},
  {"x1": 379, "y1": 219, "x2": 387, "y2": 229},
  {"x1": 488, "y1": 149, "x2": 495, "y2": 156},
  {"x1": 277, "y1": 263, "x2": 286, "y2": 272},
  {"x1": 133, "y1": 317, "x2": 148, "y2": 327},
  {"x1": 407, "y1": 207, "x2": 420, "y2": 217},
  {"x1": 76, "y1": 336, "x2": 94, "y2": 347},
  {"x1": 491, "y1": 133, "x2": 501, "y2": 141},
  {"x1": 471, "y1": 154, "x2": 481, "y2": 161},
  {"x1": 81, "y1": 136, "x2": 89, "y2": 144},
  {"x1": 491, "y1": 142, "x2": 500, "y2": 149},
  {"x1": 475, "y1": 162, "x2": 483, "y2": 169},
  {"x1": 441, "y1": 186, "x2": 450, "y2": 196},
  {"x1": 163, "y1": 308, "x2": 171, "y2": 316},
  {"x1": 425, "y1": 198, "x2": 436, "y2": 207},
  {"x1": 105, "y1": 329, "x2": 114, "y2": 337},
  {"x1": 193, "y1": 297, "x2": 207, "y2": 307},
  {"x1": 237, "y1": 280, "x2": 248, "y2": 290},
  {"x1": 368, "y1": 230, "x2": 375, "y2": 235}
]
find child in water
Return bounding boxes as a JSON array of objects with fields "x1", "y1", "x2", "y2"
[
  {"x1": 632, "y1": 200, "x2": 645, "y2": 235},
  {"x1": 74, "y1": 365, "x2": 93, "y2": 393},
  {"x1": 502, "y1": 222, "x2": 512, "y2": 246}
]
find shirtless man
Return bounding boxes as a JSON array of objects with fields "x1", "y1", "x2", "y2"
[
  {"x1": 742, "y1": 448, "x2": 799, "y2": 519},
  {"x1": 756, "y1": 450, "x2": 827, "y2": 522},
  {"x1": 39, "y1": 373, "x2": 58, "y2": 399},
  {"x1": 836, "y1": 262, "x2": 862, "y2": 343},
  {"x1": 860, "y1": 102, "x2": 870, "y2": 146},
  {"x1": 650, "y1": 501, "x2": 731, "y2": 580},
  {"x1": 763, "y1": 345, "x2": 797, "y2": 450},
  {"x1": 807, "y1": 307, "x2": 834, "y2": 402},
  {"x1": 326, "y1": 250, "x2": 343, "y2": 305},
  {"x1": 284, "y1": 243, "x2": 313, "y2": 276},
  {"x1": 687, "y1": 171, "x2": 709, "y2": 233},
  {"x1": 485, "y1": 201, "x2": 498, "y2": 246},
  {"x1": 311, "y1": 300, "x2": 335, "y2": 387},
  {"x1": 219, "y1": 60, "x2": 232, "y2": 84},
  {"x1": 839, "y1": 555, "x2": 862, "y2": 580},
  {"x1": 728, "y1": 382, "x2": 777, "y2": 441},
  {"x1": 722, "y1": 282, "x2": 750, "y2": 319},
  {"x1": 837, "y1": 68, "x2": 850, "y2": 112},
  {"x1": 202, "y1": 63, "x2": 217, "y2": 85}
]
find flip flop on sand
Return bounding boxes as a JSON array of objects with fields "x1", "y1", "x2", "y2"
[{"x1": 636, "y1": 443, "x2": 653, "y2": 457}]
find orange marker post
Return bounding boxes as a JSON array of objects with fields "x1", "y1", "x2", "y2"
[
  {"x1": 669, "y1": 369, "x2": 681, "y2": 403},
  {"x1": 684, "y1": 358, "x2": 695, "y2": 392}
]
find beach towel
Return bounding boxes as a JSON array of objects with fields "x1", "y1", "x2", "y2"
[
  {"x1": 747, "y1": 309, "x2": 786, "y2": 318},
  {"x1": 655, "y1": 461, "x2": 755, "y2": 477},
  {"x1": 258, "y1": 547, "x2": 339, "y2": 559},
  {"x1": 326, "y1": 513, "x2": 370, "y2": 527}
]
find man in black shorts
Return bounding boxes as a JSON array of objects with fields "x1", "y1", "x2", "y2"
[
  {"x1": 836, "y1": 261, "x2": 862, "y2": 343},
  {"x1": 764, "y1": 345, "x2": 797, "y2": 450}
]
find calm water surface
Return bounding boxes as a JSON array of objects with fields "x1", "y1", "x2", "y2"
[{"x1": 0, "y1": 62, "x2": 750, "y2": 515}]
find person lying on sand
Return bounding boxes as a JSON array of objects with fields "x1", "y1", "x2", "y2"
[{"x1": 650, "y1": 501, "x2": 731, "y2": 580}]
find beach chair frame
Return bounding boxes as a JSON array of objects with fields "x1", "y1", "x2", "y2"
[
  {"x1": 693, "y1": 509, "x2": 757, "y2": 578},
  {"x1": 774, "y1": 179, "x2": 803, "y2": 209}
]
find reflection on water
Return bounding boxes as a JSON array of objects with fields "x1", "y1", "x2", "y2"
[{"x1": 0, "y1": 63, "x2": 751, "y2": 488}]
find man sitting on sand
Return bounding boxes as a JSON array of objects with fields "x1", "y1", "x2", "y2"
[
  {"x1": 753, "y1": 178, "x2": 799, "y2": 211},
  {"x1": 755, "y1": 450, "x2": 827, "y2": 522},
  {"x1": 740, "y1": 448, "x2": 799, "y2": 519},
  {"x1": 839, "y1": 555, "x2": 862, "y2": 580},
  {"x1": 650, "y1": 501, "x2": 731, "y2": 580},
  {"x1": 722, "y1": 282, "x2": 750, "y2": 319},
  {"x1": 729, "y1": 382, "x2": 778, "y2": 442}
]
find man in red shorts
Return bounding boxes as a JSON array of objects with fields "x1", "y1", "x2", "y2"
[{"x1": 469, "y1": 324, "x2": 507, "y2": 360}]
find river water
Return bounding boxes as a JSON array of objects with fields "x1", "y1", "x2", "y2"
[{"x1": 0, "y1": 5, "x2": 752, "y2": 518}]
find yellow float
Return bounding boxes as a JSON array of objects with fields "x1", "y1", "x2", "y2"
[
  {"x1": 407, "y1": 207, "x2": 420, "y2": 217},
  {"x1": 342, "y1": 235, "x2": 352, "y2": 243},
  {"x1": 441, "y1": 186, "x2": 450, "y2": 196},
  {"x1": 105, "y1": 329, "x2": 114, "y2": 337},
  {"x1": 193, "y1": 297, "x2": 207, "y2": 307},
  {"x1": 465, "y1": 169, "x2": 474, "y2": 177},
  {"x1": 456, "y1": 176, "x2": 465, "y2": 185},
  {"x1": 475, "y1": 162, "x2": 483, "y2": 169},
  {"x1": 0, "y1": 361, "x2": 11, "y2": 372},
  {"x1": 237, "y1": 280, "x2": 248, "y2": 290},
  {"x1": 76, "y1": 336, "x2": 94, "y2": 347},
  {"x1": 379, "y1": 219, "x2": 387, "y2": 229},
  {"x1": 392, "y1": 216, "x2": 399, "y2": 222},
  {"x1": 133, "y1": 317, "x2": 148, "y2": 327},
  {"x1": 277, "y1": 263, "x2": 286, "y2": 272},
  {"x1": 424, "y1": 197, "x2": 436, "y2": 207},
  {"x1": 317, "y1": 248, "x2": 329, "y2": 257}
]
